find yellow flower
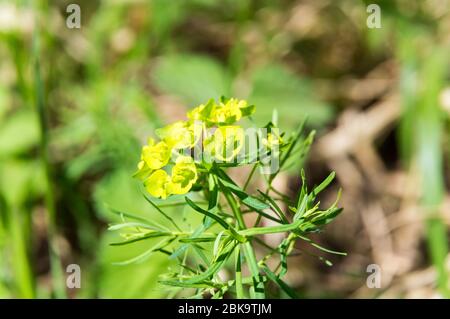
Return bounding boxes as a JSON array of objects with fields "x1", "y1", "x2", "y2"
[
  {"x1": 144, "y1": 169, "x2": 171, "y2": 199},
  {"x1": 136, "y1": 97, "x2": 257, "y2": 198},
  {"x1": 133, "y1": 138, "x2": 171, "y2": 180},
  {"x1": 156, "y1": 121, "x2": 201, "y2": 149},
  {"x1": 167, "y1": 156, "x2": 198, "y2": 195},
  {"x1": 262, "y1": 130, "x2": 283, "y2": 150},
  {"x1": 204, "y1": 126, "x2": 245, "y2": 162},
  {"x1": 133, "y1": 159, "x2": 152, "y2": 181},
  {"x1": 141, "y1": 138, "x2": 172, "y2": 170},
  {"x1": 143, "y1": 156, "x2": 198, "y2": 199},
  {"x1": 187, "y1": 99, "x2": 215, "y2": 123},
  {"x1": 188, "y1": 98, "x2": 254, "y2": 126},
  {"x1": 187, "y1": 104, "x2": 206, "y2": 121},
  {"x1": 212, "y1": 98, "x2": 244, "y2": 124}
]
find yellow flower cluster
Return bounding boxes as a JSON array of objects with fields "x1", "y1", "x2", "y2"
[
  {"x1": 187, "y1": 97, "x2": 253, "y2": 125},
  {"x1": 135, "y1": 97, "x2": 254, "y2": 199},
  {"x1": 262, "y1": 130, "x2": 283, "y2": 150},
  {"x1": 134, "y1": 137, "x2": 197, "y2": 199}
]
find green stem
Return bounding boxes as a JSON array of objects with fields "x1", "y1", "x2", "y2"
[
  {"x1": 235, "y1": 247, "x2": 244, "y2": 299},
  {"x1": 223, "y1": 189, "x2": 245, "y2": 229},
  {"x1": 9, "y1": 207, "x2": 34, "y2": 298},
  {"x1": 33, "y1": 21, "x2": 66, "y2": 299},
  {"x1": 242, "y1": 241, "x2": 265, "y2": 298},
  {"x1": 243, "y1": 163, "x2": 258, "y2": 191},
  {"x1": 426, "y1": 217, "x2": 449, "y2": 297},
  {"x1": 221, "y1": 186, "x2": 265, "y2": 299},
  {"x1": 240, "y1": 220, "x2": 303, "y2": 237}
]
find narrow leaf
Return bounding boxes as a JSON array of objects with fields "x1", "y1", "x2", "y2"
[{"x1": 262, "y1": 265, "x2": 299, "y2": 299}]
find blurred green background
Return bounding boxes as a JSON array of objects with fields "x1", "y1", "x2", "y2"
[{"x1": 0, "y1": 0, "x2": 449, "y2": 298}]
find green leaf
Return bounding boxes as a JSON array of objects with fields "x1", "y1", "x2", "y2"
[
  {"x1": 170, "y1": 218, "x2": 214, "y2": 260},
  {"x1": 257, "y1": 190, "x2": 289, "y2": 224},
  {"x1": 239, "y1": 218, "x2": 304, "y2": 238},
  {"x1": 165, "y1": 241, "x2": 237, "y2": 285},
  {"x1": 108, "y1": 222, "x2": 163, "y2": 231},
  {"x1": 278, "y1": 234, "x2": 296, "y2": 278},
  {"x1": 240, "y1": 104, "x2": 256, "y2": 117},
  {"x1": 105, "y1": 206, "x2": 170, "y2": 231},
  {"x1": 97, "y1": 232, "x2": 171, "y2": 298},
  {"x1": 248, "y1": 64, "x2": 333, "y2": 130},
  {"x1": 178, "y1": 237, "x2": 216, "y2": 243},
  {"x1": 185, "y1": 197, "x2": 230, "y2": 230},
  {"x1": 185, "y1": 197, "x2": 246, "y2": 243},
  {"x1": 112, "y1": 237, "x2": 175, "y2": 266},
  {"x1": 215, "y1": 171, "x2": 269, "y2": 211},
  {"x1": 262, "y1": 265, "x2": 299, "y2": 299},
  {"x1": 110, "y1": 231, "x2": 172, "y2": 246},
  {"x1": 294, "y1": 169, "x2": 313, "y2": 220},
  {"x1": 241, "y1": 195, "x2": 270, "y2": 211},
  {"x1": 152, "y1": 54, "x2": 231, "y2": 105},
  {"x1": 235, "y1": 246, "x2": 244, "y2": 299},
  {"x1": 158, "y1": 280, "x2": 220, "y2": 289},
  {"x1": 142, "y1": 190, "x2": 182, "y2": 231},
  {"x1": 208, "y1": 174, "x2": 219, "y2": 210},
  {"x1": 0, "y1": 110, "x2": 40, "y2": 157},
  {"x1": 313, "y1": 172, "x2": 335, "y2": 196},
  {"x1": 310, "y1": 207, "x2": 343, "y2": 226},
  {"x1": 299, "y1": 235, "x2": 347, "y2": 256}
]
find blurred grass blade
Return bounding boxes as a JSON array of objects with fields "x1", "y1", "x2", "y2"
[{"x1": 33, "y1": 10, "x2": 66, "y2": 299}]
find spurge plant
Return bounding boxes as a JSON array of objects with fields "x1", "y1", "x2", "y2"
[{"x1": 109, "y1": 97, "x2": 344, "y2": 299}]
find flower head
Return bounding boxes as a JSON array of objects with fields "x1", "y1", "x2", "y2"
[
  {"x1": 156, "y1": 121, "x2": 200, "y2": 149},
  {"x1": 211, "y1": 98, "x2": 244, "y2": 124},
  {"x1": 142, "y1": 138, "x2": 171, "y2": 169},
  {"x1": 167, "y1": 156, "x2": 198, "y2": 195},
  {"x1": 144, "y1": 169, "x2": 171, "y2": 199},
  {"x1": 187, "y1": 99, "x2": 215, "y2": 124},
  {"x1": 142, "y1": 156, "x2": 198, "y2": 199},
  {"x1": 136, "y1": 97, "x2": 254, "y2": 199},
  {"x1": 134, "y1": 138, "x2": 171, "y2": 181},
  {"x1": 204, "y1": 125, "x2": 245, "y2": 162},
  {"x1": 187, "y1": 97, "x2": 254, "y2": 126},
  {"x1": 262, "y1": 130, "x2": 283, "y2": 150}
]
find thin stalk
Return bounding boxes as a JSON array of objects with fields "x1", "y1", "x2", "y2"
[
  {"x1": 157, "y1": 201, "x2": 208, "y2": 208},
  {"x1": 221, "y1": 186, "x2": 265, "y2": 299},
  {"x1": 243, "y1": 163, "x2": 258, "y2": 191},
  {"x1": 142, "y1": 192, "x2": 182, "y2": 231},
  {"x1": 33, "y1": 22, "x2": 66, "y2": 298},
  {"x1": 235, "y1": 247, "x2": 244, "y2": 299},
  {"x1": 405, "y1": 43, "x2": 450, "y2": 297},
  {"x1": 425, "y1": 218, "x2": 449, "y2": 296},
  {"x1": 9, "y1": 207, "x2": 34, "y2": 298},
  {"x1": 222, "y1": 189, "x2": 245, "y2": 229},
  {"x1": 253, "y1": 214, "x2": 262, "y2": 228},
  {"x1": 242, "y1": 241, "x2": 265, "y2": 298}
]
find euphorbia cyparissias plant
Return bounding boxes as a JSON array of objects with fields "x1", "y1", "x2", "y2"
[{"x1": 110, "y1": 97, "x2": 344, "y2": 299}]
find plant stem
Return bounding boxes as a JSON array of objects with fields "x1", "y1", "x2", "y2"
[
  {"x1": 33, "y1": 19, "x2": 66, "y2": 299},
  {"x1": 221, "y1": 186, "x2": 265, "y2": 299},
  {"x1": 426, "y1": 217, "x2": 449, "y2": 297},
  {"x1": 223, "y1": 189, "x2": 245, "y2": 229},
  {"x1": 242, "y1": 241, "x2": 265, "y2": 298},
  {"x1": 243, "y1": 163, "x2": 258, "y2": 191},
  {"x1": 9, "y1": 207, "x2": 34, "y2": 298},
  {"x1": 235, "y1": 247, "x2": 244, "y2": 299}
]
